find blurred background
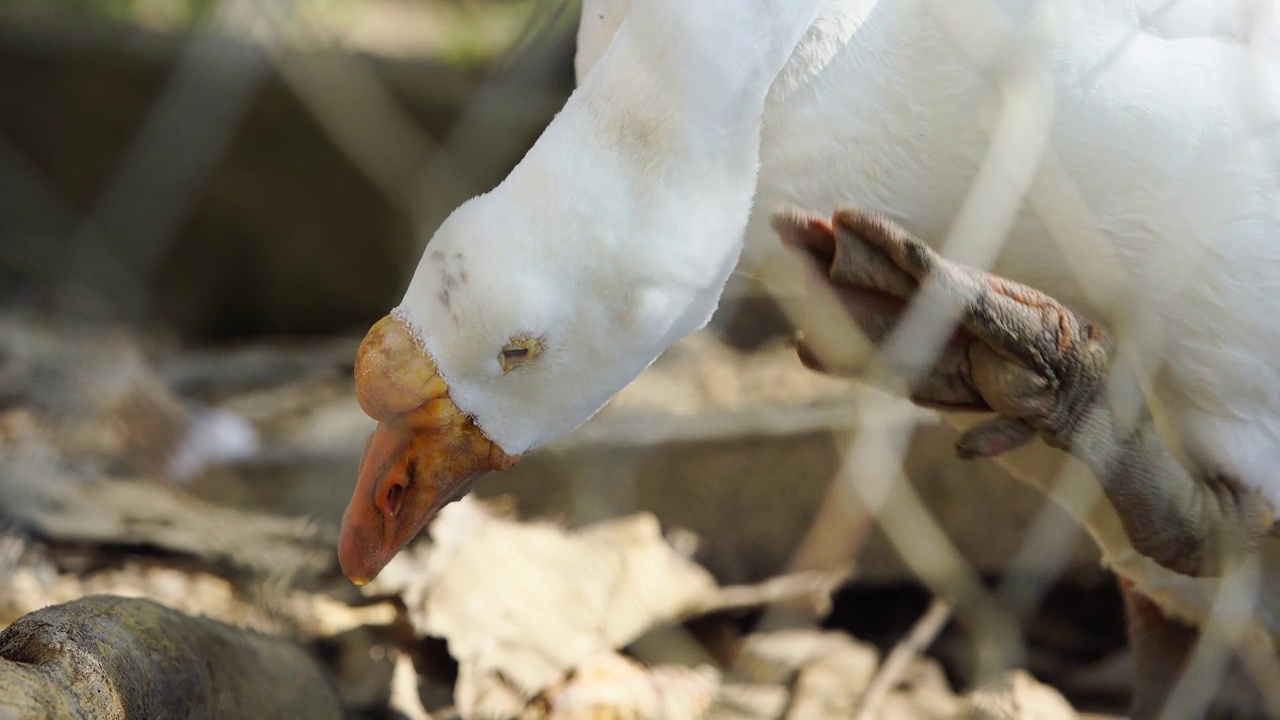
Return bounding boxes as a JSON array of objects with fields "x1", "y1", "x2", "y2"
[{"x1": 0, "y1": 1, "x2": 1180, "y2": 718}]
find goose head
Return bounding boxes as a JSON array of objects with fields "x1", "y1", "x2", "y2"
[{"x1": 337, "y1": 0, "x2": 829, "y2": 585}]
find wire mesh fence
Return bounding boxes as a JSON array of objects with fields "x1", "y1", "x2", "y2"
[{"x1": 0, "y1": 0, "x2": 1277, "y2": 718}]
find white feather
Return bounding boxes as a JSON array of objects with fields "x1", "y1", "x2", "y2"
[
  {"x1": 398, "y1": 0, "x2": 827, "y2": 453},
  {"x1": 401, "y1": 0, "x2": 1280, "y2": 638}
]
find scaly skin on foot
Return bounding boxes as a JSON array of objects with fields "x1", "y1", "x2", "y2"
[{"x1": 773, "y1": 206, "x2": 1275, "y2": 578}]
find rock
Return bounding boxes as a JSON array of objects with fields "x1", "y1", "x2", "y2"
[{"x1": 0, "y1": 594, "x2": 342, "y2": 720}]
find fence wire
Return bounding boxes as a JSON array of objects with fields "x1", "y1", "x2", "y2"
[{"x1": 0, "y1": 1, "x2": 1278, "y2": 719}]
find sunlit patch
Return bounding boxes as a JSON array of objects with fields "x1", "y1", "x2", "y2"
[{"x1": 354, "y1": 315, "x2": 449, "y2": 421}]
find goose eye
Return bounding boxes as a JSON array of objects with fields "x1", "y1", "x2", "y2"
[{"x1": 498, "y1": 337, "x2": 541, "y2": 372}]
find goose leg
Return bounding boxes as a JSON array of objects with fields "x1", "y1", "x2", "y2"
[
  {"x1": 772, "y1": 206, "x2": 1275, "y2": 577},
  {"x1": 1120, "y1": 578, "x2": 1202, "y2": 720}
]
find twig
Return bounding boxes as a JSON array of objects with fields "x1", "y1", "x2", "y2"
[
  {"x1": 701, "y1": 569, "x2": 854, "y2": 618},
  {"x1": 851, "y1": 596, "x2": 954, "y2": 720}
]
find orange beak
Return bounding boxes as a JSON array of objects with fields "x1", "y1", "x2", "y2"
[{"x1": 338, "y1": 315, "x2": 518, "y2": 585}]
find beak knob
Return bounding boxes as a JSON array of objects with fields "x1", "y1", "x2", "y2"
[{"x1": 354, "y1": 315, "x2": 449, "y2": 421}]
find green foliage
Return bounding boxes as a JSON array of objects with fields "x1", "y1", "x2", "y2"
[
  {"x1": 0, "y1": 0, "x2": 582, "y2": 69},
  {"x1": 2, "y1": 0, "x2": 221, "y2": 26}
]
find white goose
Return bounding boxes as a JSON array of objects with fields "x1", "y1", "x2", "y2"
[{"x1": 338, "y1": 0, "x2": 1280, "y2": 714}]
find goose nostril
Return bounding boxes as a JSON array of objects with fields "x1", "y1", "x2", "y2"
[{"x1": 382, "y1": 482, "x2": 404, "y2": 517}]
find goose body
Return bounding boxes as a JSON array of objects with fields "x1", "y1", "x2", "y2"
[
  {"x1": 575, "y1": 0, "x2": 1280, "y2": 631},
  {"x1": 760, "y1": 1, "x2": 1280, "y2": 645},
  {"x1": 340, "y1": 0, "x2": 1280, "y2": 698},
  {"x1": 582, "y1": 0, "x2": 1280, "y2": 505}
]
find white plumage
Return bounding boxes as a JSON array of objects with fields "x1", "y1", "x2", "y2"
[
  {"x1": 581, "y1": 0, "x2": 1280, "y2": 503},
  {"x1": 399, "y1": 0, "x2": 828, "y2": 453},
  {"x1": 396, "y1": 0, "x2": 1280, "y2": 642}
]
